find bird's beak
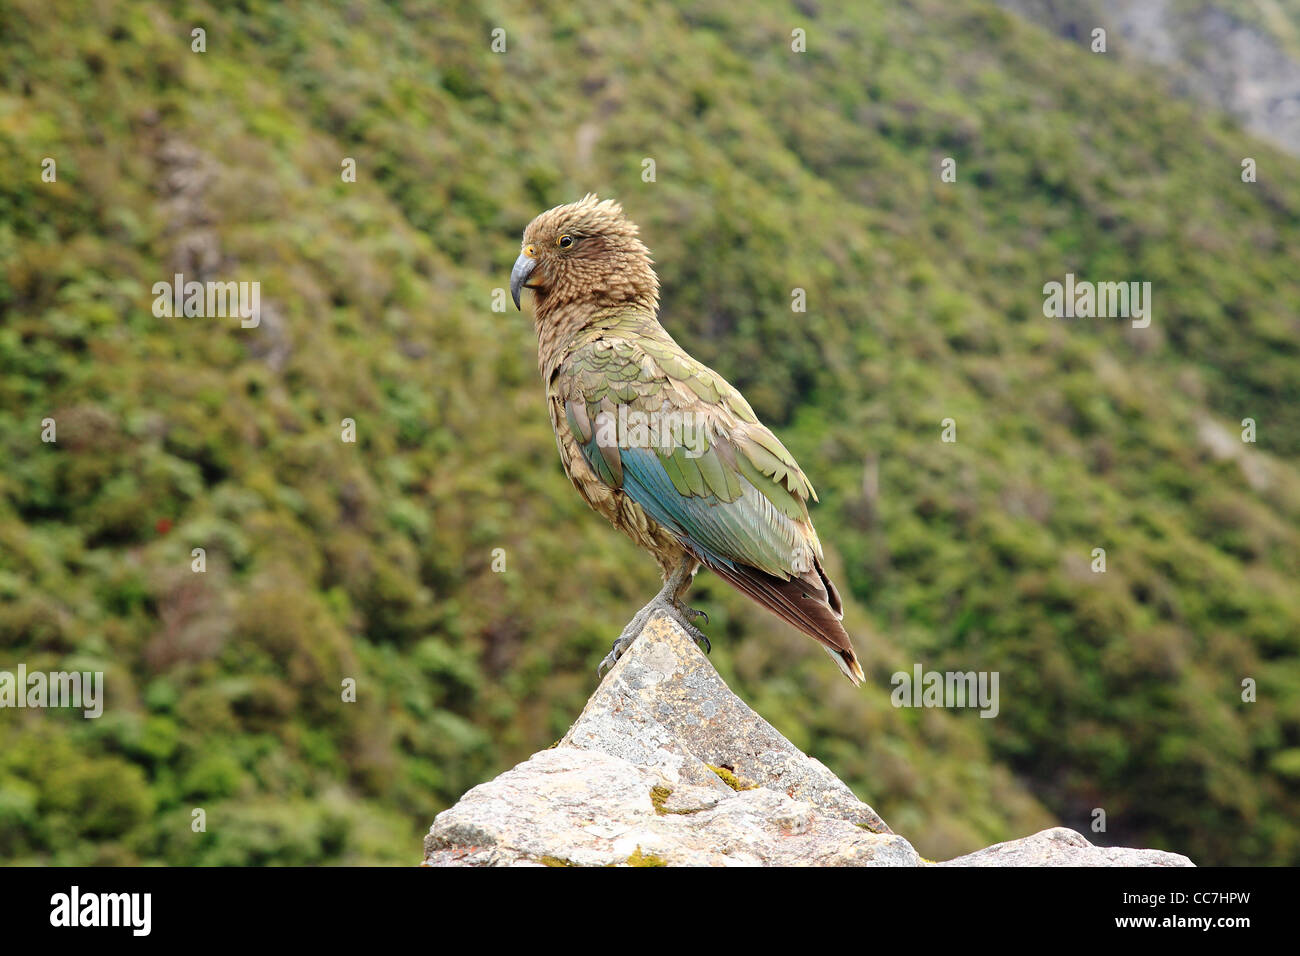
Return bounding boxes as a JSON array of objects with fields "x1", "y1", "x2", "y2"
[{"x1": 510, "y1": 253, "x2": 537, "y2": 311}]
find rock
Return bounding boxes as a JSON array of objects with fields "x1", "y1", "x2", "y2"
[
  {"x1": 424, "y1": 614, "x2": 914, "y2": 866},
  {"x1": 995, "y1": 0, "x2": 1300, "y2": 157},
  {"x1": 422, "y1": 747, "x2": 918, "y2": 867},
  {"x1": 423, "y1": 613, "x2": 1194, "y2": 867},
  {"x1": 938, "y1": 826, "x2": 1194, "y2": 867},
  {"x1": 559, "y1": 613, "x2": 892, "y2": 834}
]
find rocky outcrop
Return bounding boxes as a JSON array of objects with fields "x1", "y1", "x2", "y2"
[
  {"x1": 938, "y1": 826, "x2": 1192, "y2": 867},
  {"x1": 996, "y1": 0, "x2": 1300, "y2": 157},
  {"x1": 423, "y1": 614, "x2": 1194, "y2": 867},
  {"x1": 421, "y1": 746, "x2": 919, "y2": 867}
]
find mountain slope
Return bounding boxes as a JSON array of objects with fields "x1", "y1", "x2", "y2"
[
  {"x1": 1, "y1": 0, "x2": 1297, "y2": 864},
  {"x1": 998, "y1": 0, "x2": 1300, "y2": 156}
]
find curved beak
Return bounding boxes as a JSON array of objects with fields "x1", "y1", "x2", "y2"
[{"x1": 510, "y1": 253, "x2": 537, "y2": 311}]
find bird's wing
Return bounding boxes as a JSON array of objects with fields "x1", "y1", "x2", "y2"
[{"x1": 553, "y1": 331, "x2": 862, "y2": 683}]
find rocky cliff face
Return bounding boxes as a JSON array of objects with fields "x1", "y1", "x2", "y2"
[
  {"x1": 997, "y1": 0, "x2": 1300, "y2": 156},
  {"x1": 423, "y1": 615, "x2": 1193, "y2": 867}
]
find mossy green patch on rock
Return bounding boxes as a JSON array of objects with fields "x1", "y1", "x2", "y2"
[
  {"x1": 627, "y1": 846, "x2": 667, "y2": 867},
  {"x1": 707, "y1": 764, "x2": 755, "y2": 792},
  {"x1": 650, "y1": 784, "x2": 673, "y2": 814},
  {"x1": 650, "y1": 784, "x2": 706, "y2": 815}
]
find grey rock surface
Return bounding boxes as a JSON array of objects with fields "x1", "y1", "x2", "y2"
[
  {"x1": 996, "y1": 0, "x2": 1300, "y2": 157},
  {"x1": 560, "y1": 613, "x2": 892, "y2": 834},
  {"x1": 939, "y1": 826, "x2": 1194, "y2": 867},
  {"x1": 422, "y1": 746, "x2": 919, "y2": 866},
  {"x1": 424, "y1": 613, "x2": 1194, "y2": 867}
]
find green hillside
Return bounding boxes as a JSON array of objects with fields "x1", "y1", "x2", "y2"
[{"x1": 1, "y1": 0, "x2": 1297, "y2": 865}]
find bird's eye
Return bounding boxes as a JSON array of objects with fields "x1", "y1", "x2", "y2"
[{"x1": 558, "y1": 235, "x2": 573, "y2": 248}]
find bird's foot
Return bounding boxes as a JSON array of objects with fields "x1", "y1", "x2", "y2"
[
  {"x1": 673, "y1": 605, "x2": 711, "y2": 655},
  {"x1": 676, "y1": 603, "x2": 708, "y2": 627},
  {"x1": 597, "y1": 599, "x2": 657, "y2": 677},
  {"x1": 597, "y1": 595, "x2": 711, "y2": 677}
]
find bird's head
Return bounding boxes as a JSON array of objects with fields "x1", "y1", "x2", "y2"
[{"x1": 511, "y1": 194, "x2": 659, "y2": 316}]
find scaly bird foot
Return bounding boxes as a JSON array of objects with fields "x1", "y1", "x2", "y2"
[
  {"x1": 597, "y1": 611, "x2": 649, "y2": 677},
  {"x1": 676, "y1": 603, "x2": 708, "y2": 627},
  {"x1": 596, "y1": 596, "x2": 711, "y2": 677},
  {"x1": 675, "y1": 609, "x2": 711, "y2": 655}
]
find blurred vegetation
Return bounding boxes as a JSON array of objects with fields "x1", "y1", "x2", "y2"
[{"x1": 0, "y1": 0, "x2": 1297, "y2": 865}]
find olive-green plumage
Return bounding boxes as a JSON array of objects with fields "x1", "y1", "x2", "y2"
[{"x1": 512, "y1": 195, "x2": 864, "y2": 684}]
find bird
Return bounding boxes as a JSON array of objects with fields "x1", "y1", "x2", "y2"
[{"x1": 511, "y1": 194, "x2": 864, "y2": 685}]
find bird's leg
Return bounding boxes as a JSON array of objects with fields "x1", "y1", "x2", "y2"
[
  {"x1": 666, "y1": 561, "x2": 708, "y2": 628},
  {"x1": 598, "y1": 556, "x2": 710, "y2": 676}
]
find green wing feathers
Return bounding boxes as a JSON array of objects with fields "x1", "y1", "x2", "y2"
[{"x1": 553, "y1": 325, "x2": 864, "y2": 684}]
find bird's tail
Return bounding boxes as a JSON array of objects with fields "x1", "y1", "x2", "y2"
[
  {"x1": 706, "y1": 556, "x2": 865, "y2": 686},
  {"x1": 822, "y1": 645, "x2": 865, "y2": 687}
]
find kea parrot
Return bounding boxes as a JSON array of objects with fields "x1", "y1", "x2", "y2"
[{"x1": 511, "y1": 194, "x2": 864, "y2": 685}]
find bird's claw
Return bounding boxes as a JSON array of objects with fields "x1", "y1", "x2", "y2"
[
  {"x1": 597, "y1": 610, "x2": 651, "y2": 677},
  {"x1": 596, "y1": 645, "x2": 623, "y2": 677},
  {"x1": 678, "y1": 604, "x2": 708, "y2": 626},
  {"x1": 686, "y1": 626, "x2": 711, "y2": 655},
  {"x1": 597, "y1": 593, "x2": 712, "y2": 677},
  {"x1": 672, "y1": 602, "x2": 710, "y2": 653}
]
